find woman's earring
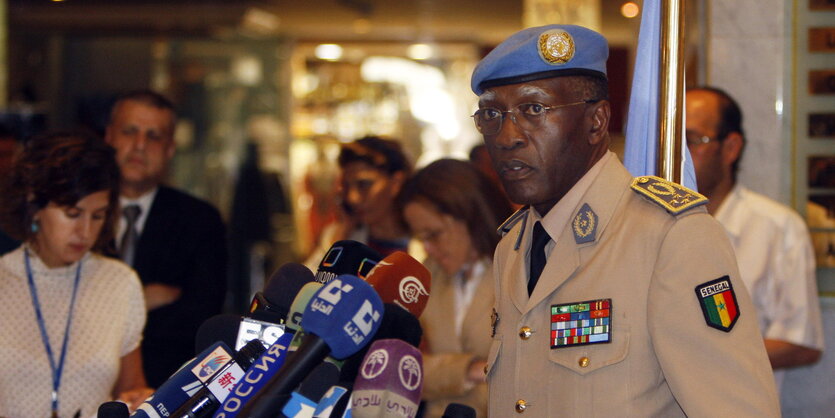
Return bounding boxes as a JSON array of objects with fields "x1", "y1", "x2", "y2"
[{"x1": 30, "y1": 221, "x2": 39, "y2": 233}]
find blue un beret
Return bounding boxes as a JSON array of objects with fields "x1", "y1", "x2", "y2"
[{"x1": 471, "y1": 24, "x2": 609, "y2": 95}]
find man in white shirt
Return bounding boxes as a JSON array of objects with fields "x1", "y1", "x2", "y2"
[{"x1": 686, "y1": 86, "x2": 824, "y2": 389}]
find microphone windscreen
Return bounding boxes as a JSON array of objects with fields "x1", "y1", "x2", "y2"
[
  {"x1": 339, "y1": 303, "x2": 423, "y2": 383},
  {"x1": 315, "y1": 240, "x2": 382, "y2": 283},
  {"x1": 251, "y1": 263, "x2": 317, "y2": 321},
  {"x1": 352, "y1": 339, "x2": 423, "y2": 418},
  {"x1": 365, "y1": 251, "x2": 432, "y2": 317},
  {"x1": 442, "y1": 403, "x2": 477, "y2": 418},
  {"x1": 285, "y1": 282, "x2": 324, "y2": 333},
  {"x1": 302, "y1": 274, "x2": 384, "y2": 359},
  {"x1": 195, "y1": 314, "x2": 245, "y2": 355},
  {"x1": 213, "y1": 333, "x2": 295, "y2": 418},
  {"x1": 97, "y1": 401, "x2": 129, "y2": 418}
]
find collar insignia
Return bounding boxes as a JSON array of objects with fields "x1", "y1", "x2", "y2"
[{"x1": 572, "y1": 203, "x2": 598, "y2": 244}]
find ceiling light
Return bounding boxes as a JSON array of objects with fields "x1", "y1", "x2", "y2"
[
  {"x1": 621, "y1": 2, "x2": 640, "y2": 18},
  {"x1": 315, "y1": 44, "x2": 343, "y2": 61},
  {"x1": 408, "y1": 44, "x2": 433, "y2": 60}
]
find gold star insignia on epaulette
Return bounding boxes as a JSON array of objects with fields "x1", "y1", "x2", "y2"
[{"x1": 630, "y1": 176, "x2": 708, "y2": 215}]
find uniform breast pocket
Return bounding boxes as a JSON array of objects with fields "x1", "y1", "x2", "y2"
[
  {"x1": 547, "y1": 326, "x2": 630, "y2": 376},
  {"x1": 484, "y1": 338, "x2": 502, "y2": 376}
]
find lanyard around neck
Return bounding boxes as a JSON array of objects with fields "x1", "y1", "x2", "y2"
[{"x1": 24, "y1": 248, "x2": 83, "y2": 418}]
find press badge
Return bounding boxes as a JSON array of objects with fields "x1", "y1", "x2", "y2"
[{"x1": 551, "y1": 299, "x2": 612, "y2": 348}]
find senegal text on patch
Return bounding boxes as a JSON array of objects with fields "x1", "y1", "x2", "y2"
[{"x1": 699, "y1": 280, "x2": 730, "y2": 298}]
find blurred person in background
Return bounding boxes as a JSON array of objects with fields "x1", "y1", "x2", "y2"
[
  {"x1": 305, "y1": 136, "x2": 413, "y2": 268},
  {"x1": 0, "y1": 132, "x2": 150, "y2": 417},
  {"x1": 398, "y1": 158, "x2": 512, "y2": 417},
  {"x1": 105, "y1": 89, "x2": 227, "y2": 387},
  {"x1": 686, "y1": 87, "x2": 824, "y2": 390}
]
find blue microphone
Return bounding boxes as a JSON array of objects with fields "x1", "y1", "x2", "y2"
[
  {"x1": 212, "y1": 333, "x2": 295, "y2": 418},
  {"x1": 132, "y1": 342, "x2": 235, "y2": 418},
  {"x1": 238, "y1": 275, "x2": 384, "y2": 417}
]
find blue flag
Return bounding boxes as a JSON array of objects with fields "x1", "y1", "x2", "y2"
[{"x1": 623, "y1": 0, "x2": 698, "y2": 190}]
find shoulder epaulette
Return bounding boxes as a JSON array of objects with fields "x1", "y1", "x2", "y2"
[
  {"x1": 630, "y1": 176, "x2": 708, "y2": 215},
  {"x1": 497, "y1": 206, "x2": 529, "y2": 237}
]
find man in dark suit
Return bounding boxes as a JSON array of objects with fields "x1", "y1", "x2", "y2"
[{"x1": 106, "y1": 90, "x2": 227, "y2": 387}]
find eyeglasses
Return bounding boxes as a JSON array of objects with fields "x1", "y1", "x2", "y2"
[
  {"x1": 471, "y1": 100, "x2": 597, "y2": 135},
  {"x1": 685, "y1": 131, "x2": 717, "y2": 147}
]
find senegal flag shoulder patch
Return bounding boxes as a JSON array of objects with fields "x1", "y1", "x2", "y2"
[{"x1": 695, "y1": 276, "x2": 740, "y2": 332}]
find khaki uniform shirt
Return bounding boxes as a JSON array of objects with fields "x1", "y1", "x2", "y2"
[
  {"x1": 420, "y1": 258, "x2": 493, "y2": 418},
  {"x1": 486, "y1": 154, "x2": 779, "y2": 417}
]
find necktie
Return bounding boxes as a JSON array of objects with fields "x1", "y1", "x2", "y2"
[
  {"x1": 120, "y1": 205, "x2": 142, "y2": 266},
  {"x1": 528, "y1": 221, "x2": 551, "y2": 295}
]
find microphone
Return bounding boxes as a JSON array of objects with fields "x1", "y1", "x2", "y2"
[
  {"x1": 351, "y1": 339, "x2": 423, "y2": 418},
  {"x1": 323, "y1": 302, "x2": 424, "y2": 418},
  {"x1": 237, "y1": 263, "x2": 315, "y2": 350},
  {"x1": 212, "y1": 333, "x2": 295, "y2": 418},
  {"x1": 365, "y1": 251, "x2": 432, "y2": 317},
  {"x1": 98, "y1": 401, "x2": 129, "y2": 418},
  {"x1": 196, "y1": 315, "x2": 246, "y2": 354},
  {"x1": 250, "y1": 263, "x2": 316, "y2": 323},
  {"x1": 314, "y1": 240, "x2": 382, "y2": 283},
  {"x1": 279, "y1": 362, "x2": 341, "y2": 418},
  {"x1": 339, "y1": 303, "x2": 423, "y2": 385},
  {"x1": 442, "y1": 403, "x2": 476, "y2": 418},
  {"x1": 238, "y1": 275, "x2": 384, "y2": 417},
  {"x1": 286, "y1": 282, "x2": 324, "y2": 334},
  {"x1": 171, "y1": 339, "x2": 267, "y2": 418},
  {"x1": 132, "y1": 342, "x2": 236, "y2": 418}
]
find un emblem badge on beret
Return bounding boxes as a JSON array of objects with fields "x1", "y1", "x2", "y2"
[{"x1": 538, "y1": 29, "x2": 575, "y2": 65}]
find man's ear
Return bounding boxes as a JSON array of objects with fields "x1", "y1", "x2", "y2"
[
  {"x1": 721, "y1": 132, "x2": 744, "y2": 167},
  {"x1": 588, "y1": 100, "x2": 611, "y2": 145}
]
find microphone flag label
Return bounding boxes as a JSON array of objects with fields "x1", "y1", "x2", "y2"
[{"x1": 192, "y1": 346, "x2": 233, "y2": 382}]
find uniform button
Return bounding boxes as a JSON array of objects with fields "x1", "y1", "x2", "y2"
[
  {"x1": 483, "y1": 364, "x2": 488, "y2": 374},
  {"x1": 519, "y1": 326, "x2": 532, "y2": 340},
  {"x1": 579, "y1": 356, "x2": 590, "y2": 368},
  {"x1": 515, "y1": 399, "x2": 527, "y2": 413}
]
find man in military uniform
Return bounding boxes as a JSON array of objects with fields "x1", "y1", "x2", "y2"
[{"x1": 471, "y1": 25, "x2": 779, "y2": 416}]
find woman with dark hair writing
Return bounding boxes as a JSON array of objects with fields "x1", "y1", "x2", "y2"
[{"x1": 0, "y1": 132, "x2": 150, "y2": 416}]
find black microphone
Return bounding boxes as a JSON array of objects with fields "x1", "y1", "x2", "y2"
[
  {"x1": 249, "y1": 263, "x2": 316, "y2": 323},
  {"x1": 170, "y1": 339, "x2": 267, "y2": 418},
  {"x1": 314, "y1": 240, "x2": 382, "y2": 283},
  {"x1": 97, "y1": 401, "x2": 129, "y2": 418},
  {"x1": 236, "y1": 263, "x2": 316, "y2": 349},
  {"x1": 442, "y1": 403, "x2": 477, "y2": 418},
  {"x1": 278, "y1": 361, "x2": 341, "y2": 417},
  {"x1": 238, "y1": 274, "x2": 384, "y2": 417},
  {"x1": 195, "y1": 314, "x2": 245, "y2": 354}
]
